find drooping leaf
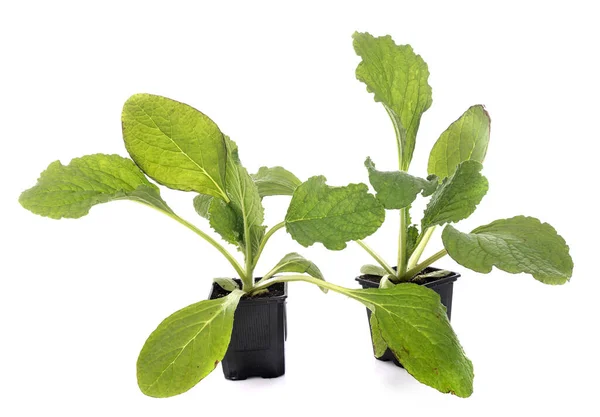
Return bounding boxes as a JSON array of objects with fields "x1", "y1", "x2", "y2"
[
  {"x1": 353, "y1": 32, "x2": 432, "y2": 170},
  {"x1": 193, "y1": 194, "x2": 213, "y2": 218},
  {"x1": 268, "y1": 252, "x2": 327, "y2": 293},
  {"x1": 442, "y1": 217, "x2": 573, "y2": 285},
  {"x1": 421, "y1": 160, "x2": 488, "y2": 230},
  {"x1": 428, "y1": 105, "x2": 491, "y2": 180},
  {"x1": 365, "y1": 157, "x2": 437, "y2": 209},
  {"x1": 285, "y1": 176, "x2": 385, "y2": 250},
  {"x1": 122, "y1": 94, "x2": 228, "y2": 200},
  {"x1": 370, "y1": 314, "x2": 387, "y2": 358},
  {"x1": 19, "y1": 154, "x2": 172, "y2": 219},
  {"x1": 360, "y1": 264, "x2": 387, "y2": 276},
  {"x1": 251, "y1": 166, "x2": 302, "y2": 197},
  {"x1": 213, "y1": 278, "x2": 239, "y2": 292},
  {"x1": 345, "y1": 285, "x2": 473, "y2": 397},
  {"x1": 137, "y1": 290, "x2": 243, "y2": 398}
]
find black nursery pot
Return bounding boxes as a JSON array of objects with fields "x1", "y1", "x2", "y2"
[
  {"x1": 208, "y1": 279, "x2": 288, "y2": 380},
  {"x1": 356, "y1": 267, "x2": 460, "y2": 367}
]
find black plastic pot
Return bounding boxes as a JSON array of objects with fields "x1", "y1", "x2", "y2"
[
  {"x1": 209, "y1": 279, "x2": 288, "y2": 380},
  {"x1": 355, "y1": 267, "x2": 460, "y2": 367}
]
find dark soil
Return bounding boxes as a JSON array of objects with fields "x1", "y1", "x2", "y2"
[
  {"x1": 360, "y1": 267, "x2": 453, "y2": 286},
  {"x1": 210, "y1": 278, "x2": 285, "y2": 300}
]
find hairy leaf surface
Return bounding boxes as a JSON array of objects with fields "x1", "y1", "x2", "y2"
[
  {"x1": 19, "y1": 154, "x2": 172, "y2": 218},
  {"x1": 285, "y1": 176, "x2": 385, "y2": 250},
  {"x1": 442, "y1": 217, "x2": 573, "y2": 284},
  {"x1": 251, "y1": 166, "x2": 301, "y2": 197},
  {"x1": 354, "y1": 32, "x2": 432, "y2": 169},
  {"x1": 137, "y1": 290, "x2": 243, "y2": 398},
  {"x1": 422, "y1": 161, "x2": 488, "y2": 230},
  {"x1": 428, "y1": 105, "x2": 491, "y2": 180},
  {"x1": 122, "y1": 94, "x2": 228, "y2": 200}
]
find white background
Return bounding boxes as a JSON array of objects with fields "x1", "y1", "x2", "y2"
[{"x1": 1, "y1": 1, "x2": 598, "y2": 416}]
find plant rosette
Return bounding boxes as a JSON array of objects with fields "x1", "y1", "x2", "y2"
[
  {"x1": 306, "y1": 33, "x2": 573, "y2": 370},
  {"x1": 20, "y1": 93, "x2": 476, "y2": 398}
]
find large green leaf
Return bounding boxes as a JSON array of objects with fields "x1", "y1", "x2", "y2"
[
  {"x1": 365, "y1": 157, "x2": 437, "y2": 209},
  {"x1": 137, "y1": 290, "x2": 243, "y2": 398},
  {"x1": 353, "y1": 32, "x2": 432, "y2": 170},
  {"x1": 285, "y1": 176, "x2": 385, "y2": 250},
  {"x1": 122, "y1": 94, "x2": 228, "y2": 200},
  {"x1": 428, "y1": 105, "x2": 491, "y2": 180},
  {"x1": 442, "y1": 216, "x2": 573, "y2": 285},
  {"x1": 19, "y1": 154, "x2": 172, "y2": 219},
  {"x1": 421, "y1": 160, "x2": 488, "y2": 230},
  {"x1": 268, "y1": 252, "x2": 326, "y2": 293},
  {"x1": 345, "y1": 285, "x2": 473, "y2": 397},
  {"x1": 251, "y1": 166, "x2": 301, "y2": 197}
]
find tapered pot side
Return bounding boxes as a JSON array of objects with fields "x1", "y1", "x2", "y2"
[
  {"x1": 209, "y1": 279, "x2": 288, "y2": 380},
  {"x1": 356, "y1": 267, "x2": 460, "y2": 367}
]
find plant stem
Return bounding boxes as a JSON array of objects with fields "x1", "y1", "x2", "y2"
[
  {"x1": 397, "y1": 208, "x2": 408, "y2": 277},
  {"x1": 402, "y1": 249, "x2": 447, "y2": 281},
  {"x1": 356, "y1": 240, "x2": 396, "y2": 277},
  {"x1": 252, "y1": 221, "x2": 285, "y2": 270},
  {"x1": 250, "y1": 274, "x2": 348, "y2": 295},
  {"x1": 407, "y1": 226, "x2": 436, "y2": 269}
]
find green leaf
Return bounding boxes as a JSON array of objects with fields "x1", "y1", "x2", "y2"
[
  {"x1": 406, "y1": 224, "x2": 420, "y2": 259},
  {"x1": 365, "y1": 157, "x2": 437, "y2": 209},
  {"x1": 380, "y1": 274, "x2": 395, "y2": 288},
  {"x1": 346, "y1": 285, "x2": 473, "y2": 397},
  {"x1": 193, "y1": 194, "x2": 213, "y2": 219},
  {"x1": 207, "y1": 198, "x2": 243, "y2": 247},
  {"x1": 421, "y1": 160, "x2": 488, "y2": 230},
  {"x1": 370, "y1": 314, "x2": 387, "y2": 358},
  {"x1": 360, "y1": 264, "x2": 387, "y2": 276},
  {"x1": 213, "y1": 278, "x2": 239, "y2": 292},
  {"x1": 268, "y1": 252, "x2": 326, "y2": 293},
  {"x1": 137, "y1": 290, "x2": 243, "y2": 398},
  {"x1": 442, "y1": 216, "x2": 573, "y2": 285},
  {"x1": 122, "y1": 94, "x2": 228, "y2": 200},
  {"x1": 353, "y1": 32, "x2": 432, "y2": 170},
  {"x1": 428, "y1": 105, "x2": 491, "y2": 180},
  {"x1": 251, "y1": 166, "x2": 302, "y2": 197},
  {"x1": 223, "y1": 138, "x2": 266, "y2": 259},
  {"x1": 19, "y1": 154, "x2": 172, "y2": 219},
  {"x1": 285, "y1": 176, "x2": 385, "y2": 250},
  {"x1": 413, "y1": 270, "x2": 451, "y2": 281}
]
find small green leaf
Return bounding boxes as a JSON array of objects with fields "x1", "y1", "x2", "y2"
[
  {"x1": 213, "y1": 278, "x2": 239, "y2": 292},
  {"x1": 413, "y1": 270, "x2": 451, "y2": 281},
  {"x1": 370, "y1": 314, "x2": 387, "y2": 358},
  {"x1": 406, "y1": 224, "x2": 420, "y2": 259},
  {"x1": 345, "y1": 285, "x2": 473, "y2": 397},
  {"x1": 137, "y1": 290, "x2": 243, "y2": 398},
  {"x1": 353, "y1": 32, "x2": 432, "y2": 170},
  {"x1": 207, "y1": 198, "x2": 243, "y2": 247},
  {"x1": 428, "y1": 105, "x2": 491, "y2": 180},
  {"x1": 251, "y1": 166, "x2": 302, "y2": 197},
  {"x1": 365, "y1": 157, "x2": 437, "y2": 209},
  {"x1": 122, "y1": 94, "x2": 228, "y2": 200},
  {"x1": 268, "y1": 252, "x2": 327, "y2": 293},
  {"x1": 193, "y1": 194, "x2": 213, "y2": 219},
  {"x1": 380, "y1": 274, "x2": 395, "y2": 288},
  {"x1": 442, "y1": 217, "x2": 573, "y2": 285},
  {"x1": 360, "y1": 264, "x2": 387, "y2": 276},
  {"x1": 19, "y1": 154, "x2": 172, "y2": 219},
  {"x1": 421, "y1": 160, "x2": 488, "y2": 230},
  {"x1": 285, "y1": 176, "x2": 385, "y2": 250}
]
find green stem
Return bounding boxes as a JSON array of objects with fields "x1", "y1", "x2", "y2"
[
  {"x1": 252, "y1": 221, "x2": 285, "y2": 270},
  {"x1": 407, "y1": 226, "x2": 436, "y2": 269},
  {"x1": 402, "y1": 249, "x2": 447, "y2": 281},
  {"x1": 397, "y1": 208, "x2": 408, "y2": 277},
  {"x1": 356, "y1": 240, "x2": 396, "y2": 277},
  {"x1": 250, "y1": 274, "x2": 349, "y2": 295}
]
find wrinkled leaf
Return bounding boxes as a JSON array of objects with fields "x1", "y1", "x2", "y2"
[
  {"x1": 137, "y1": 290, "x2": 243, "y2": 398},
  {"x1": 206, "y1": 198, "x2": 242, "y2": 247},
  {"x1": 345, "y1": 285, "x2": 473, "y2": 397},
  {"x1": 268, "y1": 252, "x2": 327, "y2": 293},
  {"x1": 406, "y1": 224, "x2": 420, "y2": 259},
  {"x1": 251, "y1": 166, "x2": 301, "y2": 197},
  {"x1": 213, "y1": 278, "x2": 239, "y2": 292},
  {"x1": 193, "y1": 194, "x2": 213, "y2": 218},
  {"x1": 354, "y1": 32, "x2": 432, "y2": 170},
  {"x1": 19, "y1": 154, "x2": 172, "y2": 219},
  {"x1": 360, "y1": 264, "x2": 387, "y2": 276},
  {"x1": 365, "y1": 157, "x2": 437, "y2": 209},
  {"x1": 285, "y1": 176, "x2": 385, "y2": 250},
  {"x1": 442, "y1": 216, "x2": 573, "y2": 285},
  {"x1": 428, "y1": 105, "x2": 491, "y2": 180},
  {"x1": 122, "y1": 94, "x2": 228, "y2": 200},
  {"x1": 422, "y1": 160, "x2": 488, "y2": 230}
]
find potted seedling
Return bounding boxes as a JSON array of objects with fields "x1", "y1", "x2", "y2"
[
  {"x1": 20, "y1": 93, "x2": 476, "y2": 398},
  {"x1": 343, "y1": 32, "x2": 574, "y2": 365}
]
